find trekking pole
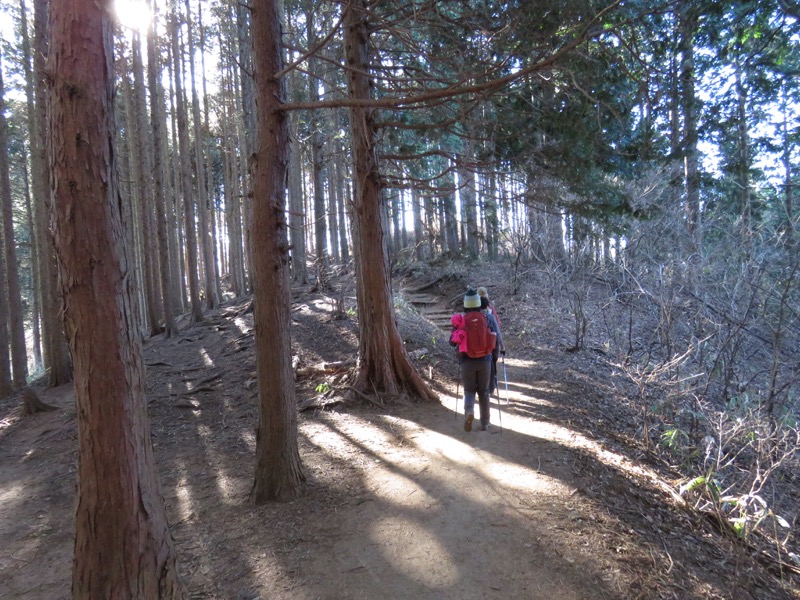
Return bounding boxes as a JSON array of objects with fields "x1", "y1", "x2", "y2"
[
  {"x1": 496, "y1": 384, "x2": 503, "y2": 435},
  {"x1": 502, "y1": 354, "x2": 510, "y2": 406},
  {"x1": 454, "y1": 379, "x2": 460, "y2": 420}
]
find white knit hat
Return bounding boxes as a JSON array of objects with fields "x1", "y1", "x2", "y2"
[{"x1": 463, "y1": 289, "x2": 481, "y2": 309}]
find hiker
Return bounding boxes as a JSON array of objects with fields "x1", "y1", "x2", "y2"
[
  {"x1": 478, "y1": 286, "x2": 505, "y2": 395},
  {"x1": 451, "y1": 288, "x2": 504, "y2": 432},
  {"x1": 481, "y1": 295, "x2": 503, "y2": 395},
  {"x1": 477, "y1": 286, "x2": 501, "y2": 327}
]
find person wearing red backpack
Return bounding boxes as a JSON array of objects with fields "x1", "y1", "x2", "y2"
[
  {"x1": 451, "y1": 289, "x2": 504, "y2": 432},
  {"x1": 478, "y1": 286, "x2": 504, "y2": 395}
]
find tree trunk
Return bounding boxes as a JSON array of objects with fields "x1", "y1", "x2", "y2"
[
  {"x1": 412, "y1": 182, "x2": 424, "y2": 261},
  {"x1": 336, "y1": 137, "x2": 351, "y2": 263},
  {"x1": 170, "y1": 11, "x2": 203, "y2": 323},
  {"x1": 34, "y1": 0, "x2": 72, "y2": 387},
  {"x1": 250, "y1": 0, "x2": 307, "y2": 503},
  {"x1": 19, "y1": 0, "x2": 43, "y2": 372},
  {"x1": 460, "y1": 147, "x2": 479, "y2": 259},
  {"x1": 123, "y1": 61, "x2": 159, "y2": 336},
  {"x1": 442, "y1": 169, "x2": 460, "y2": 258},
  {"x1": 307, "y1": 11, "x2": 328, "y2": 273},
  {"x1": 47, "y1": 1, "x2": 184, "y2": 596},
  {"x1": 734, "y1": 60, "x2": 752, "y2": 248},
  {"x1": 185, "y1": 0, "x2": 218, "y2": 310},
  {"x1": 22, "y1": 162, "x2": 43, "y2": 370},
  {"x1": 485, "y1": 170, "x2": 499, "y2": 261},
  {"x1": 145, "y1": 15, "x2": 178, "y2": 337},
  {"x1": 237, "y1": 1, "x2": 255, "y2": 290},
  {"x1": 780, "y1": 86, "x2": 795, "y2": 245},
  {"x1": 0, "y1": 222, "x2": 10, "y2": 395},
  {"x1": 131, "y1": 32, "x2": 158, "y2": 335},
  {"x1": 344, "y1": 0, "x2": 437, "y2": 401},
  {"x1": 163, "y1": 34, "x2": 186, "y2": 314},
  {"x1": 0, "y1": 47, "x2": 29, "y2": 389},
  {"x1": 288, "y1": 111, "x2": 309, "y2": 283},
  {"x1": 679, "y1": 5, "x2": 701, "y2": 254}
]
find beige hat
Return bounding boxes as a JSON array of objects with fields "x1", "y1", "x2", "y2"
[
  {"x1": 463, "y1": 289, "x2": 481, "y2": 309},
  {"x1": 477, "y1": 286, "x2": 488, "y2": 299}
]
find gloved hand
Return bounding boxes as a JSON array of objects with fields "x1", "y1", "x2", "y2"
[{"x1": 500, "y1": 349, "x2": 506, "y2": 356}]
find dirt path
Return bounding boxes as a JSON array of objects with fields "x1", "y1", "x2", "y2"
[{"x1": 0, "y1": 300, "x2": 792, "y2": 599}]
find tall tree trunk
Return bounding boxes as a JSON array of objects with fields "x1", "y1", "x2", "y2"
[
  {"x1": 307, "y1": 11, "x2": 328, "y2": 274},
  {"x1": 164, "y1": 37, "x2": 186, "y2": 314},
  {"x1": 250, "y1": 0, "x2": 307, "y2": 503},
  {"x1": 0, "y1": 47, "x2": 29, "y2": 388},
  {"x1": 425, "y1": 193, "x2": 436, "y2": 258},
  {"x1": 123, "y1": 62, "x2": 159, "y2": 336},
  {"x1": 390, "y1": 191, "x2": 401, "y2": 258},
  {"x1": 20, "y1": 0, "x2": 43, "y2": 372},
  {"x1": 734, "y1": 59, "x2": 752, "y2": 248},
  {"x1": 679, "y1": 5, "x2": 701, "y2": 254},
  {"x1": 442, "y1": 168, "x2": 460, "y2": 258},
  {"x1": 336, "y1": 137, "x2": 350, "y2": 263},
  {"x1": 199, "y1": 4, "x2": 223, "y2": 305},
  {"x1": 0, "y1": 211, "x2": 10, "y2": 395},
  {"x1": 344, "y1": 0, "x2": 436, "y2": 401},
  {"x1": 185, "y1": 0, "x2": 218, "y2": 309},
  {"x1": 237, "y1": 1, "x2": 255, "y2": 289},
  {"x1": 47, "y1": 1, "x2": 184, "y2": 596},
  {"x1": 324, "y1": 82, "x2": 341, "y2": 264},
  {"x1": 171, "y1": 12, "x2": 203, "y2": 323},
  {"x1": 288, "y1": 112, "x2": 309, "y2": 283},
  {"x1": 412, "y1": 183, "x2": 424, "y2": 261},
  {"x1": 144, "y1": 18, "x2": 178, "y2": 337},
  {"x1": 485, "y1": 170, "x2": 499, "y2": 261},
  {"x1": 22, "y1": 161, "x2": 43, "y2": 370},
  {"x1": 780, "y1": 86, "x2": 795, "y2": 245},
  {"x1": 35, "y1": 0, "x2": 72, "y2": 387},
  {"x1": 461, "y1": 148, "x2": 479, "y2": 259}
]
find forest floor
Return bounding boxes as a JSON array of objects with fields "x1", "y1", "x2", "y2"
[{"x1": 0, "y1": 262, "x2": 797, "y2": 599}]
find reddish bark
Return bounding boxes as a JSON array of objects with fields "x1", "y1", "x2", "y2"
[
  {"x1": 344, "y1": 0, "x2": 437, "y2": 401},
  {"x1": 47, "y1": 1, "x2": 184, "y2": 596},
  {"x1": 250, "y1": 0, "x2": 307, "y2": 502}
]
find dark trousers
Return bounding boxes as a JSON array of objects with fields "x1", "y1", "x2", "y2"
[{"x1": 461, "y1": 356, "x2": 492, "y2": 423}]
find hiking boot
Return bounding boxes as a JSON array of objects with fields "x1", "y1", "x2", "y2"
[
  {"x1": 481, "y1": 421, "x2": 491, "y2": 431},
  {"x1": 464, "y1": 413, "x2": 474, "y2": 432}
]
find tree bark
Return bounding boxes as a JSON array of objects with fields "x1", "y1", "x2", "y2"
[
  {"x1": 0, "y1": 47, "x2": 29, "y2": 389},
  {"x1": 185, "y1": 0, "x2": 218, "y2": 310},
  {"x1": 19, "y1": 0, "x2": 43, "y2": 372},
  {"x1": 250, "y1": 0, "x2": 307, "y2": 503},
  {"x1": 0, "y1": 222, "x2": 10, "y2": 395},
  {"x1": 679, "y1": 5, "x2": 701, "y2": 255},
  {"x1": 307, "y1": 10, "x2": 329, "y2": 274},
  {"x1": 460, "y1": 146, "x2": 479, "y2": 259},
  {"x1": 288, "y1": 110, "x2": 309, "y2": 283},
  {"x1": 344, "y1": 0, "x2": 437, "y2": 401},
  {"x1": 144, "y1": 17, "x2": 178, "y2": 337},
  {"x1": 122, "y1": 61, "x2": 159, "y2": 336},
  {"x1": 170, "y1": 11, "x2": 203, "y2": 323},
  {"x1": 34, "y1": 0, "x2": 72, "y2": 387},
  {"x1": 47, "y1": 1, "x2": 184, "y2": 596}
]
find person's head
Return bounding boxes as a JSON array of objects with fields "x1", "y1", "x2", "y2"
[
  {"x1": 480, "y1": 297, "x2": 489, "y2": 310},
  {"x1": 477, "y1": 286, "x2": 489, "y2": 300},
  {"x1": 463, "y1": 288, "x2": 481, "y2": 312}
]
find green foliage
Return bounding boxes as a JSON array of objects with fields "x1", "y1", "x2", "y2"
[{"x1": 661, "y1": 427, "x2": 689, "y2": 451}]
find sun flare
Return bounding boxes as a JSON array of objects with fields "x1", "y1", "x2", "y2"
[{"x1": 114, "y1": 0, "x2": 152, "y2": 34}]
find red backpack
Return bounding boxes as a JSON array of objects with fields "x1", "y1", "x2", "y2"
[{"x1": 463, "y1": 311, "x2": 496, "y2": 358}]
